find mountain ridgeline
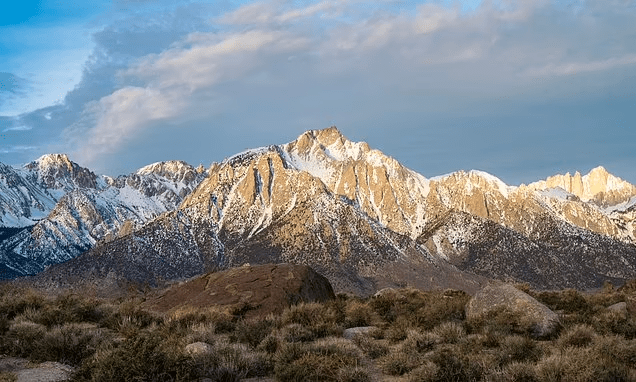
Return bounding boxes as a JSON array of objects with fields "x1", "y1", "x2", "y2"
[{"x1": 2, "y1": 127, "x2": 636, "y2": 295}]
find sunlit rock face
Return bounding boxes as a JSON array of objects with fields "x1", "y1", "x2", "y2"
[
  {"x1": 7, "y1": 127, "x2": 636, "y2": 294},
  {"x1": 527, "y1": 166, "x2": 636, "y2": 206}
]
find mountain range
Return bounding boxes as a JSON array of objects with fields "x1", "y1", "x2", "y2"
[{"x1": 2, "y1": 127, "x2": 636, "y2": 295}]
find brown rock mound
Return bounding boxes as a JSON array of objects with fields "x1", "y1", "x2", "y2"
[{"x1": 147, "y1": 263, "x2": 335, "y2": 319}]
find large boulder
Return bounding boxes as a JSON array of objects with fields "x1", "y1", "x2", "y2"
[
  {"x1": 466, "y1": 283, "x2": 560, "y2": 338},
  {"x1": 147, "y1": 263, "x2": 335, "y2": 319}
]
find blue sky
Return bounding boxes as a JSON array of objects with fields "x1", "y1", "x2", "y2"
[{"x1": 1, "y1": 0, "x2": 635, "y2": 185}]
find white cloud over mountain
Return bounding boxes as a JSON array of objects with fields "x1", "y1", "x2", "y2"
[{"x1": 3, "y1": 0, "x2": 636, "y2": 184}]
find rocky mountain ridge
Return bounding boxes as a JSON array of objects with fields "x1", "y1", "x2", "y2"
[
  {"x1": 4, "y1": 127, "x2": 636, "y2": 294},
  {"x1": 0, "y1": 156, "x2": 207, "y2": 278}
]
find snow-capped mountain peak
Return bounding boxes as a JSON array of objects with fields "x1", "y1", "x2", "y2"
[
  {"x1": 0, "y1": 155, "x2": 208, "y2": 278},
  {"x1": 528, "y1": 166, "x2": 636, "y2": 206},
  {"x1": 23, "y1": 153, "x2": 100, "y2": 191}
]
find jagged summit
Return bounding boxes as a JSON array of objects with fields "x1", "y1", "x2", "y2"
[
  {"x1": 136, "y1": 160, "x2": 205, "y2": 184},
  {"x1": 23, "y1": 153, "x2": 99, "y2": 191},
  {"x1": 288, "y1": 126, "x2": 371, "y2": 162},
  {"x1": 5, "y1": 127, "x2": 636, "y2": 294},
  {"x1": 30, "y1": 154, "x2": 75, "y2": 171},
  {"x1": 431, "y1": 170, "x2": 513, "y2": 197},
  {"x1": 528, "y1": 166, "x2": 636, "y2": 206}
]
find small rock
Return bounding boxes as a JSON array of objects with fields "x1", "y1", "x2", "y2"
[
  {"x1": 607, "y1": 302, "x2": 628, "y2": 317},
  {"x1": 466, "y1": 282, "x2": 560, "y2": 338},
  {"x1": 185, "y1": 342, "x2": 213, "y2": 357},
  {"x1": 343, "y1": 326, "x2": 377, "y2": 340},
  {"x1": 16, "y1": 361, "x2": 74, "y2": 382},
  {"x1": 373, "y1": 288, "x2": 402, "y2": 299}
]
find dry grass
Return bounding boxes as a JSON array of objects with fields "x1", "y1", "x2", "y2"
[
  {"x1": 0, "y1": 372, "x2": 17, "y2": 382},
  {"x1": 0, "y1": 282, "x2": 633, "y2": 381}
]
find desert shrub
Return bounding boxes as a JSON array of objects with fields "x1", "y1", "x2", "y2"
[
  {"x1": 384, "y1": 315, "x2": 413, "y2": 342},
  {"x1": 497, "y1": 335, "x2": 542, "y2": 365},
  {"x1": 1, "y1": 321, "x2": 110, "y2": 366},
  {"x1": 280, "y1": 323, "x2": 315, "y2": 343},
  {"x1": 52, "y1": 293, "x2": 103, "y2": 324},
  {"x1": 466, "y1": 306, "x2": 537, "y2": 337},
  {"x1": 257, "y1": 334, "x2": 280, "y2": 354},
  {"x1": 99, "y1": 299, "x2": 161, "y2": 336},
  {"x1": 533, "y1": 344, "x2": 633, "y2": 382},
  {"x1": 164, "y1": 305, "x2": 214, "y2": 330},
  {"x1": 213, "y1": 319, "x2": 236, "y2": 334},
  {"x1": 0, "y1": 372, "x2": 17, "y2": 382},
  {"x1": 487, "y1": 362, "x2": 538, "y2": 382},
  {"x1": 592, "y1": 310, "x2": 636, "y2": 339},
  {"x1": 282, "y1": 302, "x2": 331, "y2": 327},
  {"x1": 162, "y1": 305, "x2": 237, "y2": 334},
  {"x1": 558, "y1": 324, "x2": 596, "y2": 348},
  {"x1": 0, "y1": 313, "x2": 9, "y2": 335},
  {"x1": 589, "y1": 366, "x2": 634, "y2": 382},
  {"x1": 432, "y1": 321, "x2": 465, "y2": 344},
  {"x1": 592, "y1": 335, "x2": 636, "y2": 366},
  {"x1": 370, "y1": 289, "x2": 468, "y2": 329},
  {"x1": 0, "y1": 287, "x2": 46, "y2": 320},
  {"x1": 336, "y1": 367, "x2": 371, "y2": 382},
  {"x1": 377, "y1": 350, "x2": 421, "y2": 376},
  {"x1": 587, "y1": 288, "x2": 625, "y2": 309},
  {"x1": 400, "y1": 329, "x2": 441, "y2": 354},
  {"x1": 281, "y1": 302, "x2": 342, "y2": 338},
  {"x1": 368, "y1": 290, "x2": 399, "y2": 322},
  {"x1": 30, "y1": 323, "x2": 109, "y2": 366},
  {"x1": 533, "y1": 289, "x2": 591, "y2": 315},
  {"x1": 428, "y1": 345, "x2": 483, "y2": 382},
  {"x1": 353, "y1": 334, "x2": 389, "y2": 359},
  {"x1": 407, "y1": 361, "x2": 439, "y2": 382},
  {"x1": 33, "y1": 301, "x2": 104, "y2": 328},
  {"x1": 281, "y1": 303, "x2": 342, "y2": 340},
  {"x1": 190, "y1": 340, "x2": 273, "y2": 381},
  {"x1": 344, "y1": 300, "x2": 376, "y2": 328},
  {"x1": 534, "y1": 347, "x2": 596, "y2": 382},
  {"x1": 274, "y1": 337, "x2": 363, "y2": 381},
  {"x1": 73, "y1": 329, "x2": 195, "y2": 381},
  {"x1": 1, "y1": 320, "x2": 46, "y2": 357},
  {"x1": 415, "y1": 290, "x2": 469, "y2": 330},
  {"x1": 231, "y1": 318, "x2": 275, "y2": 348},
  {"x1": 181, "y1": 322, "x2": 216, "y2": 346}
]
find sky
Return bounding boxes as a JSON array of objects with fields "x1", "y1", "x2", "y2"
[{"x1": 1, "y1": 0, "x2": 635, "y2": 186}]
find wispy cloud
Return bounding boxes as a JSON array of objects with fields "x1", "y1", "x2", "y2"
[
  {"x1": 2, "y1": 125, "x2": 31, "y2": 132},
  {"x1": 0, "y1": 145, "x2": 36, "y2": 154},
  {"x1": 525, "y1": 54, "x2": 636, "y2": 77},
  {"x1": 217, "y1": 1, "x2": 338, "y2": 25},
  {"x1": 0, "y1": 73, "x2": 26, "y2": 94},
  {"x1": 62, "y1": 0, "x2": 636, "y2": 172},
  {"x1": 0, "y1": 0, "x2": 628, "y2": 182}
]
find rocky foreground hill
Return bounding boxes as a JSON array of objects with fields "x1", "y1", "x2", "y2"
[{"x1": 3, "y1": 127, "x2": 636, "y2": 295}]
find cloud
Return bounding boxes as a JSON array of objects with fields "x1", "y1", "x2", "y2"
[
  {"x1": 71, "y1": 86, "x2": 185, "y2": 164},
  {"x1": 217, "y1": 1, "x2": 338, "y2": 25},
  {"x1": 0, "y1": 145, "x2": 36, "y2": 154},
  {"x1": 70, "y1": 27, "x2": 312, "y2": 167},
  {"x1": 2, "y1": 0, "x2": 629, "y2": 182},
  {"x1": 128, "y1": 29, "x2": 306, "y2": 89},
  {"x1": 525, "y1": 54, "x2": 636, "y2": 77},
  {"x1": 0, "y1": 73, "x2": 29, "y2": 110},
  {"x1": 2, "y1": 125, "x2": 31, "y2": 132},
  {"x1": 0, "y1": 73, "x2": 26, "y2": 94}
]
